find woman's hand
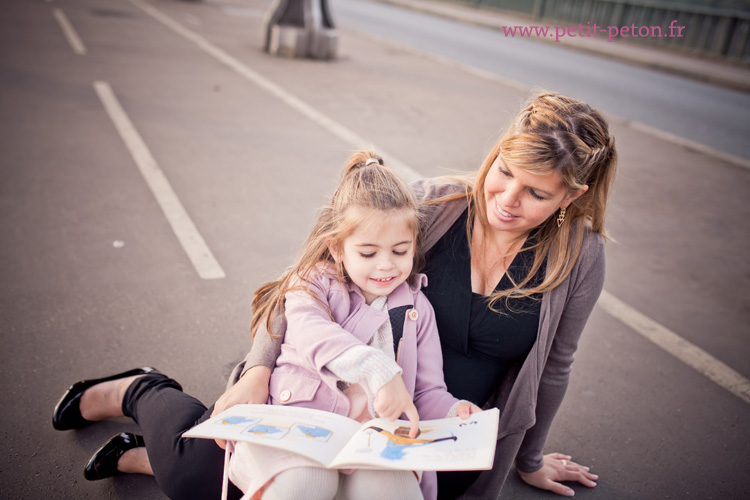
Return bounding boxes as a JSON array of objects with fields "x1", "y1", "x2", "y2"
[
  {"x1": 374, "y1": 375, "x2": 420, "y2": 438},
  {"x1": 211, "y1": 366, "x2": 271, "y2": 449},
  {"x1": 455, "y1": 401, "x2": 482, "y2": 419},
  {"x1": 518, "y1": 453, "x2": 598, "y2": 497}
]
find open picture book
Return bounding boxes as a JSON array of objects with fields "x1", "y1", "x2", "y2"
[{"x1": 183, "y1": 404, "x2": 500, "y2": 471}]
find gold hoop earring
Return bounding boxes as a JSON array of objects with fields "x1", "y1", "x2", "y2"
[{"x1": 557, "y1": 207, "x2": 566, "y2": 228}]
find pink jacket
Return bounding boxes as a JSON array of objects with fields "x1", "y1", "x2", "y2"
[
  {"x1": 271, "y1": 265, "x2": 458, "y2": 420},
  {"x1": 269, "y1": 266, "x2": 459, "y2": 500}
]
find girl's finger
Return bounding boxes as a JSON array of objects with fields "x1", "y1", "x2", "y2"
[
  {"x1": 457, "y1": 403, "x2": 470, "y2": 419},
  {"x1": 403, "y1": 404, "x2": 420, "y2": 438}
]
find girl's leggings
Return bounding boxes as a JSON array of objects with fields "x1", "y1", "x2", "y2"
[{"x1": 122, "y1": 374, "x2": 243, "y2": 500}]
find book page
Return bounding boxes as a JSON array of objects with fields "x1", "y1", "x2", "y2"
[
  {"x1": 329, "y1": 408, "x2": 499, "y2": 471},
  {"x1": 182, "y1": 404, "x2": 362, "y2": 466}
]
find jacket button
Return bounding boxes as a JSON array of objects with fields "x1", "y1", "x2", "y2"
[
  {"x1": 280, "y1": 390, "x2": 292, "y2": 402},
  {"x1": 408, "y1": 309, "x2": 418, "y2": 321}
]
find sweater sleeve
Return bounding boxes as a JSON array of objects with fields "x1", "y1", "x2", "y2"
[
  {"x1": 410, "y1": 178, "x2": 471, "y2": 254},
  {"x1": 244, "y1": 317, "x2": 284, "y2": 371},
  {"x1": 514, "y1": 235, "x2": 606, "y2": 473},
  {"x1": 326, "y1": 345, "x2": 402, "y2": 401},
  {"x1": 242, "y1": 304, "x2": 287, "y2": 376}
]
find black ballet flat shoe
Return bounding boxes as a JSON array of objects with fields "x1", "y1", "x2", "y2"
[
  {"x1": 84, "y1": 432, "x2": 145, "y2": 481},
  {"x1": 52, "y1": 367, "x2": 158, "y2": 431}
]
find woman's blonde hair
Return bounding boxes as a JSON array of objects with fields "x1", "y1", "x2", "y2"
[
  {"x1": 442, "y1": 91, "x2": 617, "y2": 310},
  {"x1": 251, "y1": 151, "x2": 421, "y2": 337}
]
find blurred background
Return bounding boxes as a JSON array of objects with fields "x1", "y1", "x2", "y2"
[{"x1": 1, "y1": 0, "x2": 748, "y2": 498}]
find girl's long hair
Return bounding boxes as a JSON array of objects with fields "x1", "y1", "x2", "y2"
[
  {"x1": 433, "y1": 91, "x2": 617, "y2": 310},
  {"x1": 251, "y1": 151, "x2": 422, "y2": 337}
]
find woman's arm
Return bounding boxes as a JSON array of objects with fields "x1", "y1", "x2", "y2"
[
  {"x1": 244, "y1": 314, "x2": 284, "y2": 371},
  {"x1": 211, "y1": 299, "x2": 286, "y2": 430},
  {"x1": 515, "y1": 236, "x2": 606, "y2": 495},
  {"x1": 211, "y1": 365, "x2": 272, "y2": 449}
]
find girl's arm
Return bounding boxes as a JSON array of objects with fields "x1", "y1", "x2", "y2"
[
  {"x1": 327, "y1": 347, "x2": 421, "y2": 437},
  {"x1": 326, "y1": 345, "x2": 402, "y2": 407},
  {"x1": 284, "y1": 278, "x2": 424, "y2": 436},
  {"x1": 282, "y1": 281, "x2": 369, "y2": 372}
]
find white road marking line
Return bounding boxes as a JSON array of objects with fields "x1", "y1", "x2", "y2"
[
  {"x1": 624, "y1": 120, "x2": 750, "y2": 171},
  {"x1": 597, "y1": 290, "x2": 750, "y2": 404},
  {"x1": 52, "y1": 8, "x2": 87, "y2": 55},
  {"x1": 127, "y1": 0, "x2": 421, "y2": 183},
  {"x1": 130, "y1": 0, "x2": 749, "y2": 402},
  {"x1": 93, "y1": 81, "x2": 226, "y2": 280}
]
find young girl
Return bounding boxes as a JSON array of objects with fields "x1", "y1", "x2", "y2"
[{"x1": 228, "y1": 151, "x2": 479, "y2": 500}]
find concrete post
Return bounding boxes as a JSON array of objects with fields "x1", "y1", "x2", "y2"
[{"x1": 263, "y1": 0, "x2": 337, "y2": 60}]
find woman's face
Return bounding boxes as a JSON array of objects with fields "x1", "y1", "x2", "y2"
[{"x1": 483, "y1": 155, "x2": 585, "y2": 238}]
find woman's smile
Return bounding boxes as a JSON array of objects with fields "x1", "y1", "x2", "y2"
[{"x1": 493, "y1": 199, "x2": 519, "y2": 221}]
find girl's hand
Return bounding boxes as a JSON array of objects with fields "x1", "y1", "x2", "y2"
[
  {"x1": 211, "y1": 366, "x2": 271, "y2": 449},
  {"x1": 518, "y1": 453, "x2": 598, "y2": 497},
  {"x1": 374, "y1": 375, "x2": 420, "y2": 438},
  {"x1": 456, "y1": 401, "x2": 483, "y2": 419}
]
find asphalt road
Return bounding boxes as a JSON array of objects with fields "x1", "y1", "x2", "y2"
[
  {"x1": 335, "y1": 0, "x2": 750, "y2": 161},
  {"x1": 1, "y1": 0, "x2": 748, "y2": 499}
]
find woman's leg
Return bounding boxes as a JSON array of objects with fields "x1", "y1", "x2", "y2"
[
  {"x1": 120, "y1": 374, "x2": 243, "y2": 500},
  {"x1": 261, "y1": 467, "x2": 339, "y2": 500},
  {"x1": 116, "y1": 447, "x2": 153, "y2": 475},
  {"x1": 338, "y1": 469, "x2": 423, "y2": 500},
  {"x1": 78, "y1": 374, "x2": 144, "y2": 421},
  {"x1": 77, "y1": 373, "x2": 156, "y2": 475},
  {"x1": 436, "y1": 470, "x2": 480, "y2": 500}
]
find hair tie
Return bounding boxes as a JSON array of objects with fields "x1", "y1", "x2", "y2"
[{"x1": 365, "y1": 158, "x2": 379, "y2": 166}]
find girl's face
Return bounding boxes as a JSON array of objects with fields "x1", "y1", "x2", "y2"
[
  {"x1": 483, "y1": 155, "x2": 586, "y2": 239},
  {"x1": 335, "y1": 210, "x2": 416, "y2": 305}
]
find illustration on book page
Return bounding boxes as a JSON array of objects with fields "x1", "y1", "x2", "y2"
[
  {"x1": 290, "y1": 424, "x2": 333, "y2": 443},
  {"x1": 215, "y1": 416, "x2": 260, "y2": 428},
  {"x1": 242, "y1": 423, "x2": 289, "y2": 440},
  {"x1": 364, "y1": 424, "x2": 458, "y2": 461}
]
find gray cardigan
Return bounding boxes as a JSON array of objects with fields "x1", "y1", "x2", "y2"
[{"x1": 229, "y1": 178, "x2": 606, "y2": 499}]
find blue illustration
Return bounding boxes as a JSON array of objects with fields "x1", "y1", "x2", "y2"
[
  {"x1": 216, "y1": 416, "x2": 260, "y2": 426},
  {"x1": 291, "y1": 424, "x2": 333, "y2": 442},
  {"x1": 243, "y1": 424, "x2": 289, "y2": 440},
  {"x1": 366, "y1": 426, "x2": 457, "y2": 461}
]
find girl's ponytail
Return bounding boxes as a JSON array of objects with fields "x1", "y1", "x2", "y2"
[
  {"x1": 251, "y1": 150, "x2": 418, "y2": 338},
  {"x1": 342, "y1": 151, "x2": 383, "y2": 176}
]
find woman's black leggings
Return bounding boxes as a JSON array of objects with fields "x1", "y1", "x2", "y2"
[{"x1": 122, "y1": 374, "x2": 243, "y2": 500}]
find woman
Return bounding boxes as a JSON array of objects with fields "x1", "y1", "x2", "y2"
[
  {"x1": 53, "y1": 91, "x2": 615, "y2": 499},
  {"x1": 222, "y1": 91, "x2": 615, "y2": 498}
]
